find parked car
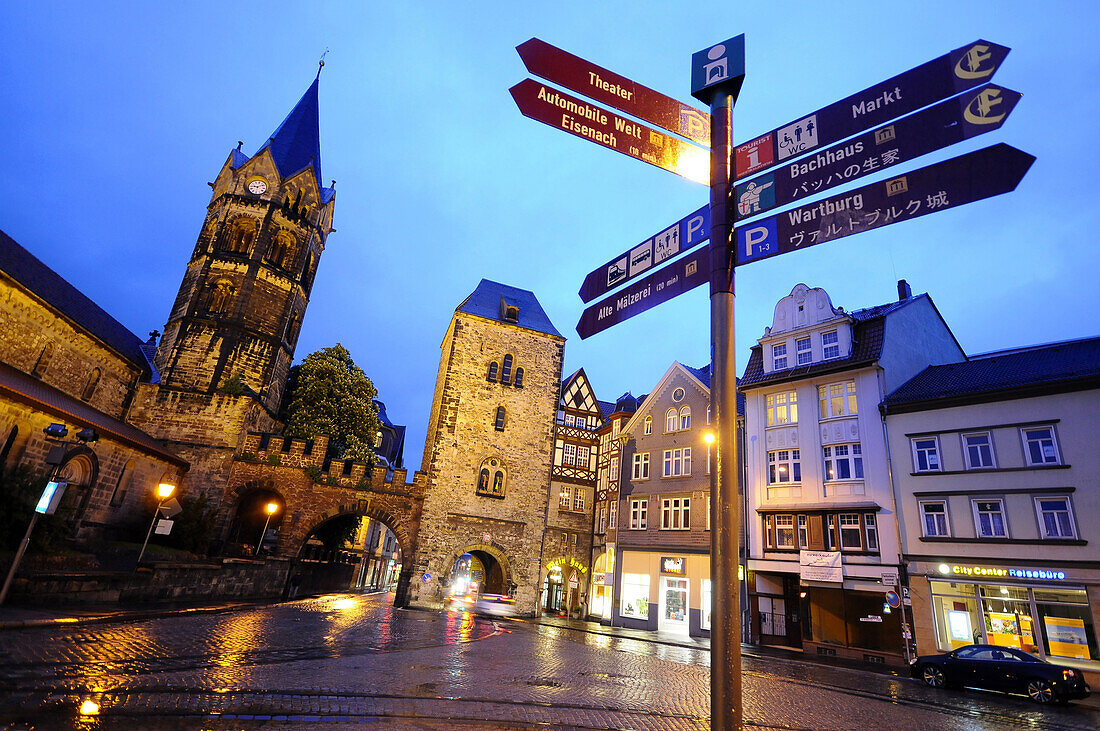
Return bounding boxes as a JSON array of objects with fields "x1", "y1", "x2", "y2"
[{"x1": 911, "y1": 644, "x2": 1090, "y2": 704}]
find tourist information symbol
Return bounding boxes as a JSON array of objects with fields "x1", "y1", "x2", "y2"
[
  {"x1": 735, "y1": 143, "x2": 1035, "y2": 266},
  {"x1": 517, "y1": 38, "x2": 710, "y2": 144},
  {"x1": 734, "y1": 39, "x2": 1010, "y2": 180},
  {"x1": 732, "y1": 85, "x2": 1021, "y2": 220},
  {"x1": 510, "y1": 79, "x2": 709, "y2": 184},
  {"x1": 578, "y1": 204, "x2": 710, "y2": 303}
]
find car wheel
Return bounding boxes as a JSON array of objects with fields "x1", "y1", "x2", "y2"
[
  {"x1": 921, "y1": 664, "x2": 946, "y2": 688},
  {"x1": 1026, "y1": 678, "x2": 1055, "y2": 704}
]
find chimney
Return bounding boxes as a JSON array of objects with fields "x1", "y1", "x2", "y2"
[{"x1": 897, "y1": 279, "x2": 912, "y2": 301}]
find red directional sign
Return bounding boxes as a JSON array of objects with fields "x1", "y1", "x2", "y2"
[
  {"x1": 517, "y1": 38, "x2": 710, "y2": 145},
  {"x1": 509, "y1": 79, "x2": 709, "y2": 184}
]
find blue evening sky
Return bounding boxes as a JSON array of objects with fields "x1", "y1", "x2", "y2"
[{"x1": 2, "y1": 2, "x2": 1097, "y2": 472}]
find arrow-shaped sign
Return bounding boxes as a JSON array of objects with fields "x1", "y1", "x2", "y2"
[
  {"x1": 732, "y1": 85, "x2": 1021, "y2": 220},
  {"x1": 578, "y1": 205, "x2": 710, "y2": 303},
  {"x1": 734, "y1": 39, "x2": 1011, "y2": 181},
  {"x1": 510, "y1": 79, "x2": 709, "y2": 184},
  {"x1": 735, "y1": 143, "x2": 1035, "y2": 266},
  {"x1": 517, "y1": 38, "x2": 711, "y2": 145}
]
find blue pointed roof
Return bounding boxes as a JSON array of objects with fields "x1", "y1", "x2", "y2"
[
  {"x1": 455, "y1": 279, "x2": 563, "y2": 338},
  {"x1": 254, "y1": 77, "x2": 322, "y2": 188}
]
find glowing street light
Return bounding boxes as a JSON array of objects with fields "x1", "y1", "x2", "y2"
[
  {"x1": 137, "y1": 481, "x2": 176, "y2": 564},
  {"x1": 255, "y1": 502, "x2": 279, "y2": 556}
]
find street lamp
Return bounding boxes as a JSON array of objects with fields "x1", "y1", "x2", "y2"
[
  {"x1": 255, "y1": 502, "x2": 279, "y2": 556},
  {"x1": 137, "y1": 481, "x2": 176, "y2": 564}
]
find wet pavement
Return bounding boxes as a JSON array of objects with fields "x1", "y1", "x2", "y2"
[{"x1": 1, "y1": 592, "x2": 1098, "y2": 729}]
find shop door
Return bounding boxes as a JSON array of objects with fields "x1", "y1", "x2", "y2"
[{"x1": 659, "y1": 577, "x2": 689, "y2": 633}]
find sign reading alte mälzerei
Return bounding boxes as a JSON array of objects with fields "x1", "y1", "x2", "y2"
[{"x1": 800, "y1": 550, "x2": 842, "y2": 583}]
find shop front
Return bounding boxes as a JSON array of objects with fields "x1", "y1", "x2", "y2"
[
  {"x1": 910, "y1": 561, "x2": 1100, "y2": 677},
  {"x1": 615, "y1": 549, "x2": 713, "y2": 637},
  {"x1": 588, "y1": 546, "x2": 614, "y2": 621}
]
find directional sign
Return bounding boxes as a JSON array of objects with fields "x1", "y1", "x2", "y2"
[
  {"x1": 735, "y1": 144, "x2": 1035, "y2": 266},
  {"x1": 577, "y1": 248, "x2": 709, "y2": 339},
  {"x1": 734, "y1": 39, "x2": 1010, "y2": 180},
  {"x1": 732, "y1": 85, "x2": 1021, "y2": 220},
  {"x1": 579, "y1": 205, "x2": 710, "y2": 303},
  {"x1": 517, "y1": 38, "x2": 710, "y2": 145},
  {"x1": 510, "y1": 79, "x2": 709, "y2": 184}
]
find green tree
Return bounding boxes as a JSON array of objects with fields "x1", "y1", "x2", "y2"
[{"x1": 283, "y1": 344, "x2": 380, "y2": 463}]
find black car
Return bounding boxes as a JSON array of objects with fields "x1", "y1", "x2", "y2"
[{"x1": 911, "y1": 644, "x2": 1090, "y2": 704}]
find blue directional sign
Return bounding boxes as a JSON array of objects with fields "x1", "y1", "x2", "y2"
[
  {"x1": 734, "y1": 40, "x2": 1011, "y2": 181},
  {"x1": 735, "y1": 144, "x2": 1035, "y2": 266},
  {"x1": 578, "y1": 205, "x2": 710, "y2": 303},
  {"x1": 733, "y1": 85, "x2": 1021, "y2": 221}
]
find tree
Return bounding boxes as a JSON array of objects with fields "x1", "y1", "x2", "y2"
[{"x1": 282, "y1": 344, "x2": 380, "y2": 463}]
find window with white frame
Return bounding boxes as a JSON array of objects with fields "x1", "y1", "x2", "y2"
[
  {"x1": 796, "y1": 336, "x2": 812, "y2": 365},
  {"x1": 920, "y1": 501, "x2": 950, "y2": 537},
  {"x1": 609, "y1": 500, "x2": 618, "y2": 529},
  {"x1": 661, "y1": 497, "x2": 690, "y2": 530},
  {"x1": 822, "y1": 330, "x2": 840, "y2": 359},
  {"x1": 823, "y1": 443, "x2": 863, "y2": 480},
  {"x1": 825, "y1": 514, "x2": 836, "y2": 549},
  {"x1": 818, "y1": 380, "x2": 857, "y2": 419},
  {"x1": 766, "y1": 390, "x2": 798, "y2": 426},
  {"x1": 963, "y1": 432, "x2": 995, "y2": 469},
  {"x1": 632, "y1": 452, "x2": 650, "y2": 480},
  {"x1": 973, "y1": 499, "x2": 1008, "y2": 538},
  {"x1": 679, "y1": 406, "x2": 691, "y2": 430},
  {"x1": 558, "y1": 485, "x2": 572, "y2": 509},
  {"x1": 1021, "y1": 426, "x2": 1061, "y2": 466},
  {"x1": 663, "y1": 447, "x2": 691, "y2": 477},
  {"x1": 764, "y1": 515, "x2": 774, "y2": 548},
  {"x1": 864, "y1": 513, "x2": 878, "y2": 551},
  {"x1": 612, "y1": 419, "x2": 620, "y2": 438},
  {"x1": 576, "y1": 445, "x2": 591, "y2": 469},
  {"x1": 768, "y1": 449, "x2": 801, "y2": 484},
  {"x1": 665, "y1": 408, "x2": 678, "y2": 432},
  {"x1": 706, "y1": 405, "x2": 711, "y2": 424},
  {"x1": 644, "y1": 415, "x2": 652, "y2": 435},
  {"x1": 573, "y1": 486, "x2": 585, "y2": 512},
  {"x1": 1035, "y1": 497, "x2": 1076, "y2": 539},
  {"x1": 797, "y1": 515, "x2": 808, "y2": 548},
  {"x1": 775, "y1": 514, "x2": 795, "y2": 548},
  {"x1": 772, "y1": 342, "x2": 788, "y2": 370},
  {"x1": 912, "y1": 437, "x2": 941, "y2": 472},
  {"x1": 630, "y1": 498, "x2": 647, "y2": 529},
  {"x1": 562, "y1": 443, "x2": 577, "y2": 466},
  {"x1": 839, "y1": 513, "x2": 862, "y2": 549},
  {"x1": 598, "y1": 503, "x2": 607, "y2": 533}
]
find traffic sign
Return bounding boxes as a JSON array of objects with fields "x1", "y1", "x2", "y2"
[
  {"x1": 510, "y1": 79, "x2": 709, "y2": 184},
  {"x1": 735, "y1": 143, "x2": 1034, "y2": 266},
  {"x1": 732, "y1": 85, "x2": 1021, "y2": 220},
  {"x1": 579, "y1": 204, "x2": 709, "y2": 303},
  {"x1": 517, "y1": 38, "x2": 710, "y2": 145},
  {"x1": 734, "y1": 39, "x2": 1010, "y2": 181},
  {"x1": 886, "y1": 590, "x2": 902, "y2": 609},
  {"x1": 577, "y1": 248, "x2": 709, "y2": 339}
]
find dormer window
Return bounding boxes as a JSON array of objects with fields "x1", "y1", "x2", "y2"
[
  {"x1": 772, "y1": 342, "x2": 788, "y2": 370},
  {"x1": 822, "y1": 330, "x2": 840, "y2": 359},
  {"x1": 501, "y1": 299, "x2": 519, "y2": 323}
]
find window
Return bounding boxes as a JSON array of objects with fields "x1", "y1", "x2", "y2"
[
  {"x1": 514, "y1": 367, "x2": 524, "y2": 388},
  {"x1": 766, "y1": 391, "x2": 798, "y2": 426},
  {"x1": 663, "y1": 447, "x2": 691, "y2": 477},
  {"x1": 796, "y1": 336, "x2": 812, "y2": 365},
  {"x1": 665, "y1": 408, "x2": 678, "y2": 432},
  {"x1": 562, "y1": 443, "x2": 577, "y2": 465},
  {"x1": 609, "y1": 500, "x2": 618, "y2": 529},
  {"x1": 1035, "y1": 497, "x2": 1075, "y2": 539},
  {"x1": 487, "y1": 362, "x2": 498, "y2": 382},
  {"x1": 823, "y1": 443, "x2": 863, "y2": 480},
  {"x1": 764, "y1": 515, "x2": 774, "y2": 548},
  {"x1": 559, "y1": 485, "x2": 572, "y2": 509},
  {"x1": 109, "y1": 459, "x2": 134, "y2": 507},
  {"x1": 826, "y1": 514, "x2": 836, "y2": 549},
  {"x1": 1022, "y1": 426, "x2": 1060, "y2": 465},
  {"x1": 476, "y1": 458, "x2": 506, "y2": 498},
  {"x1": 679, "y1": 406, "x2": 691, "y2": 430},
  {"x1": 912, "y1": 437, "x2": 941, "y2": 472},
  {"x1": 630, "y1": 498, "x2": 648, "y2": 529},
  {"x1": 865, "y1": 513, "x2": 878, "y2": 551},
  {"x1": 644, "y1": 415, "x2": 652, "y2": 435},
  {"x1": 577, "y1": 445, "x2": 590, "y2": 469},
  {"x1": 32, "y1": 342, "x2": 54, "y2": 378},
  {"x1": 598, "y1": 504, "x2": 607, "y2": 533},
  {"x1": 620, "y1": 573, "x2": 650, "y2": 619},
  {"x1": 920, "y1": 501, "x2": 950, "y2": 537},
  {"x1": 661, "y1": 497, "x2": 691, "y2": 530},
  {"x1": 706, "y1": 405, "x2": 710, "y2": 424},
  {"x1": 573, "y1": 487, "x2": 585, "y2": 512},
  {"x1": 571, "y1": 532, "x2": 578, "y2": 545},
  {"x1": 775, "y1": 514, "x2": 795, "y2": 547},
  {"x1": 81, "y1": 368, "x2": 101, "y2": 401},
  {"x1": 501, "y1": 354, "x2": 513, "y2": 384},
  {"x1": 610, "y1": 456, "x2": 619, "y2": 481},
  {"x1": 797, "y1": 515, "x2": 808, "y2": 548},
  {"x1": 963, "y1": 432, "x2": 995, "y2": 469},
  {"x1": 632, "y1": 452, "x2": 650, "y2": 480},
  {"x1": 839, "y1": 513, "x2": 862, "y2": 549},
  {"x1": 973, "y1": 499, "x2": 1007, "y2": 538},
  {"x1": 494, "y1": 406, "x2": 506, "y2": 431},
  {"x1": 767, "y1": 449, "x2": 801, "y2": 484},
  {"x1": 672, "y1": 387, "x2": 685, "y2": 402},
  {"x1": 822, "y1": 330, "x2": 840, "y2": 359},
  {"x1": 772, "y1": 342, "x2": 788, "y2": 370},
  {"x1": 818, "y1": 380, "x2": 857, "y2": 419}
]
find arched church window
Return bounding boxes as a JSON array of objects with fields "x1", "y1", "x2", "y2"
[
  {"x1": 227, "y1": 219, "x2": 257, "y2": 254},
  {"x1": 209, "y1": 279, "x2": 235, "y2": 314},
  {"x1": 81, "y1": 368, "x2": 101, "y2": 401},
  {"x1": 514, "y1": 367, "x2": 524, "y2": 388},
  {"x1": 110, "y1": 458, "x2": 134, "y2": 507},
  {"x1": 302, "y1": 252, "x2": 318, "y2": 293},
  {"x1": 494, "y1": 406, "x2": 506, "y2": 431},
  {"x1": 487, "y1": 361, "x2": 498, "y2": 382},
  {"x1": 476, "y1": 458, "x2": 505, "y2": 499},
  {"x1": 32, "y1": 342, "x2": 54, "y2": 378},
  {"x1": 478, "y1": 469, "x2": 489, "y2": 493},
  {"x1": 501, "y1": 354, "x2": 513, "y2": 384},
  {"x1": 493, "y1": 471, "x2": 505, "y2": 496}
]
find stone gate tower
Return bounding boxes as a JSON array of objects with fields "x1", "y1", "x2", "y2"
[{"x1": 406, "y1": 280, "x2": 564, "y2": 615}]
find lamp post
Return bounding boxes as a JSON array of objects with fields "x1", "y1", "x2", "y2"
[
  {"x1": 256, "y1": 502, "x2": 278, "y2": 556},
  {"x1": 137, "y1": 482, "x2": 176, "y2": 564}
]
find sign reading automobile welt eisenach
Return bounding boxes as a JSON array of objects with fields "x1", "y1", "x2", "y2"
[
  {"x1": 731, "y1": 85, "x2": 1021, "y2": 220},
  {"x1": 735, "y1": 144, "x2": 1034, "y2": 266},
  {"x1": 578, "y1": 205, "x2": 709, "y2": 303},
  {"x1": 733, "y1": 40, "x2": 1010, "y2": 182}
]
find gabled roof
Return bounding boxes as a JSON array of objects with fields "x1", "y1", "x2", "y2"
[
  {"x1": 455, "y1": 279, "x2": 563, "y2": 338},
  {"x1": 740, "y1": 294, "x2": 926, "y2": 390},
  {"x1": 253, "y1": 76, "x2": 323, "y2": 189},
  {"x1": 0, "y1": 230, "x2": 156, "y2": 378},
  {"x1": 883, "y1": 336, "x2": 1100, "y2": 412}
]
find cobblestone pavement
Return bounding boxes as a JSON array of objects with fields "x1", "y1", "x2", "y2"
[{"x1": 1, "y1": 593, "x2": 1098, "y2": 730}]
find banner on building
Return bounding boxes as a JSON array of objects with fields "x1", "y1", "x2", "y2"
[{"x1": 800, "y1": 550, "x2": 842, "y2": 583}]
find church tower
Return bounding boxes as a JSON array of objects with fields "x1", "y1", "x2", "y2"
[{"x1": 154, "y1": 72, "x2": 335, "y2": 417}]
